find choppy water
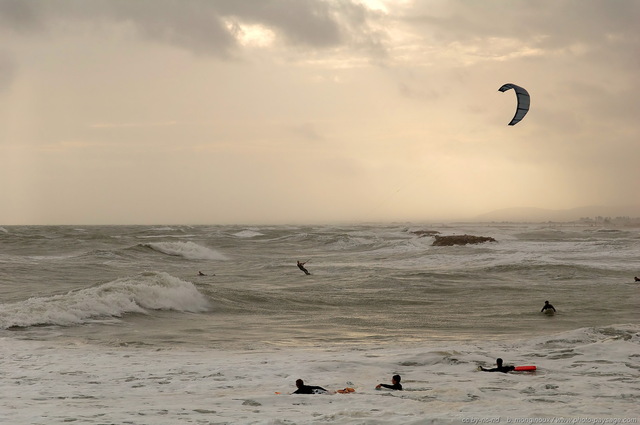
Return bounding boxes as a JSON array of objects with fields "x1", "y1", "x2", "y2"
[{"x1": 1, "y1": 223, "x2": 638, "y2": 424}]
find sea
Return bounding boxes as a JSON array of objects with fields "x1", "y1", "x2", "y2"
[{"x1": 0, "y1": 223, "x2": 638, "y2": 425}]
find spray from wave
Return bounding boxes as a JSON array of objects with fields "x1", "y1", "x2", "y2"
[
  {"x1": 0, "y1": 272, "x2": 211, "y2": 329},
  {"x1": 140, "y1": 241, "x2": 228, "y2": 260}
]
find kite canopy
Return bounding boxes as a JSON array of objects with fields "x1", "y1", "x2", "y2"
[{"x1": 498, "y1": 83, "x2": 530, "y2": 126}]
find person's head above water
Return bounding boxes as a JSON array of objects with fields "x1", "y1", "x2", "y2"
[
  {"x1": 496, "y1": 358, "x2": 503, "y2": 366},
  {"x1": 295, "y1": 379, "x2": 304, "y2": 388},
  {"x1": 392, "y1": 375, "x2": 401, "y2": 383}
]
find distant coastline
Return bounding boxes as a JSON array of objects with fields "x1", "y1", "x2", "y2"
[{"x1": 474, "y1": 205, "x2": 640, "y2": 225}]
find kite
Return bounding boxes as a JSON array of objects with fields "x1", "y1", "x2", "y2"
[{"x1": 498, "y1": 83, "x2": 530, "y2": 126}]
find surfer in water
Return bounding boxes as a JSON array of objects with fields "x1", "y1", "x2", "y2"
[
  {"x1": 297, "y1": 261, "x2": 311, "y2": 275},
  {"x1": 479, "y1": 358, "x2": 515, "y2": 373},
  {"x1": 198, "y1": 271, "x2": 206, "y2": 276},
  {"x1": 635, "y1": 276, "x2": 639, "y2": 282},
  {"x1": 541, "y1": 300, "x2": 556, "y2": 313},
  {"x1": 376, "y1": 374, "x2": 403, "y2": 390},
  {"x1": 292, "y1": 379, "x2": 327, "y2": 394}
]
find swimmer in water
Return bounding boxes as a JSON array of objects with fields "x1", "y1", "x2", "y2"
[
  {"x1": 479, "y1": 358, "x2": 515, "y2": 373},
  {"x1": 541, "y1": 300, "x2": 556, "y2": 313},
  {"x1": 376, "y1": 374, "x2": 403, "y2": 390},
  {"x1": 292, "y1": 379, "x2": 327, "y2": 394}
]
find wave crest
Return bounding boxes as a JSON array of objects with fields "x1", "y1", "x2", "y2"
[
  {"x1": 233, "y1": 230, "x2": 264, "y2": 238},
  {"x1": 0, "y1": 272, "x2": 211, "y2": 329},
  {"x1": 141, "y1": 241, "x2": 228, "y2": 260}
]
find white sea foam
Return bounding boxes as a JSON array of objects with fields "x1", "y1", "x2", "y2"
[
  {"x1": 142, "y1": 241, "x2": 228, "y2": 260},
  {"x1": 234, "y1": 229, "x2": 265, "y2": 238},
  {"x1": 0, "y1": 272, "x2": 211, "y2": 329},
  {"x1": 0, "y1": 325, "x2": 637, "y2": 424},
  {"x1": 150, "y1": 226, "x2": 179, "y2": 231},
  {"x1": 137, "y1": 234, "x2": 198, "y2": 239}
]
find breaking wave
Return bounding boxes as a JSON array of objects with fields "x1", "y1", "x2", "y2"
[
  {"x1": 0, "y1": 272, "x2": 211, "y2": 329},
  {"x1": 140, "y1": 241, "x2": 228, "y2": 260}
]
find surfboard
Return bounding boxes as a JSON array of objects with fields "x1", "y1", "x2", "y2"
[{"x1": 513, "y1": 365, "x2": 536, "y2": 372}]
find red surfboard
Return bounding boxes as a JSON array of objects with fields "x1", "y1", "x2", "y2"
[{"x1": 514, "y1": 366, "x2": 536, "y2": 371}]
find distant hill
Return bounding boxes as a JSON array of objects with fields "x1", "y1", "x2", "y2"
[{"x1": 475, "y1": 205, "x2": 640, "y2": 222}]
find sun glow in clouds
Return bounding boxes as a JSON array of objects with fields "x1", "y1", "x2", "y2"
[
  {"x1": 357, "y1": 0, "x2": 412, "y2": 13},
  {"x1": 227, "y1": 21, "x2": 276, "y2": 47},
  {"x1": 358, "y1": 0, "x2": 389, "y2": 12}
]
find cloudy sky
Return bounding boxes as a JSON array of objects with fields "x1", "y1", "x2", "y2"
[{"x1": 1, "y1": 0, "x2": 638, "y2": 225}]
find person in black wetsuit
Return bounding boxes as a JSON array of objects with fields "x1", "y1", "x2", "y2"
[
  {"x1": 376, "y1": 374, "x2": 403, "y2": 390},
  {"x1": 541, "y1": 300, "x2": 556, "y2": 313},
  {"x1": 635, "y1": 276, "x2": 640, "y2": 282},
  {"x1": 292, "y1": 379, "x2": 327, "y2": 394},
  {"x1": 479, "y1": 358, "x2": 515, "y2": 373},
  {"x1": 297, "y1": 261, "x2": 311, "y2": 275}
]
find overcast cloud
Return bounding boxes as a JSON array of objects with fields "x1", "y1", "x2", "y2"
[{"x1": 1, "y1": 0, "x2": 638, "y2": 224}]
